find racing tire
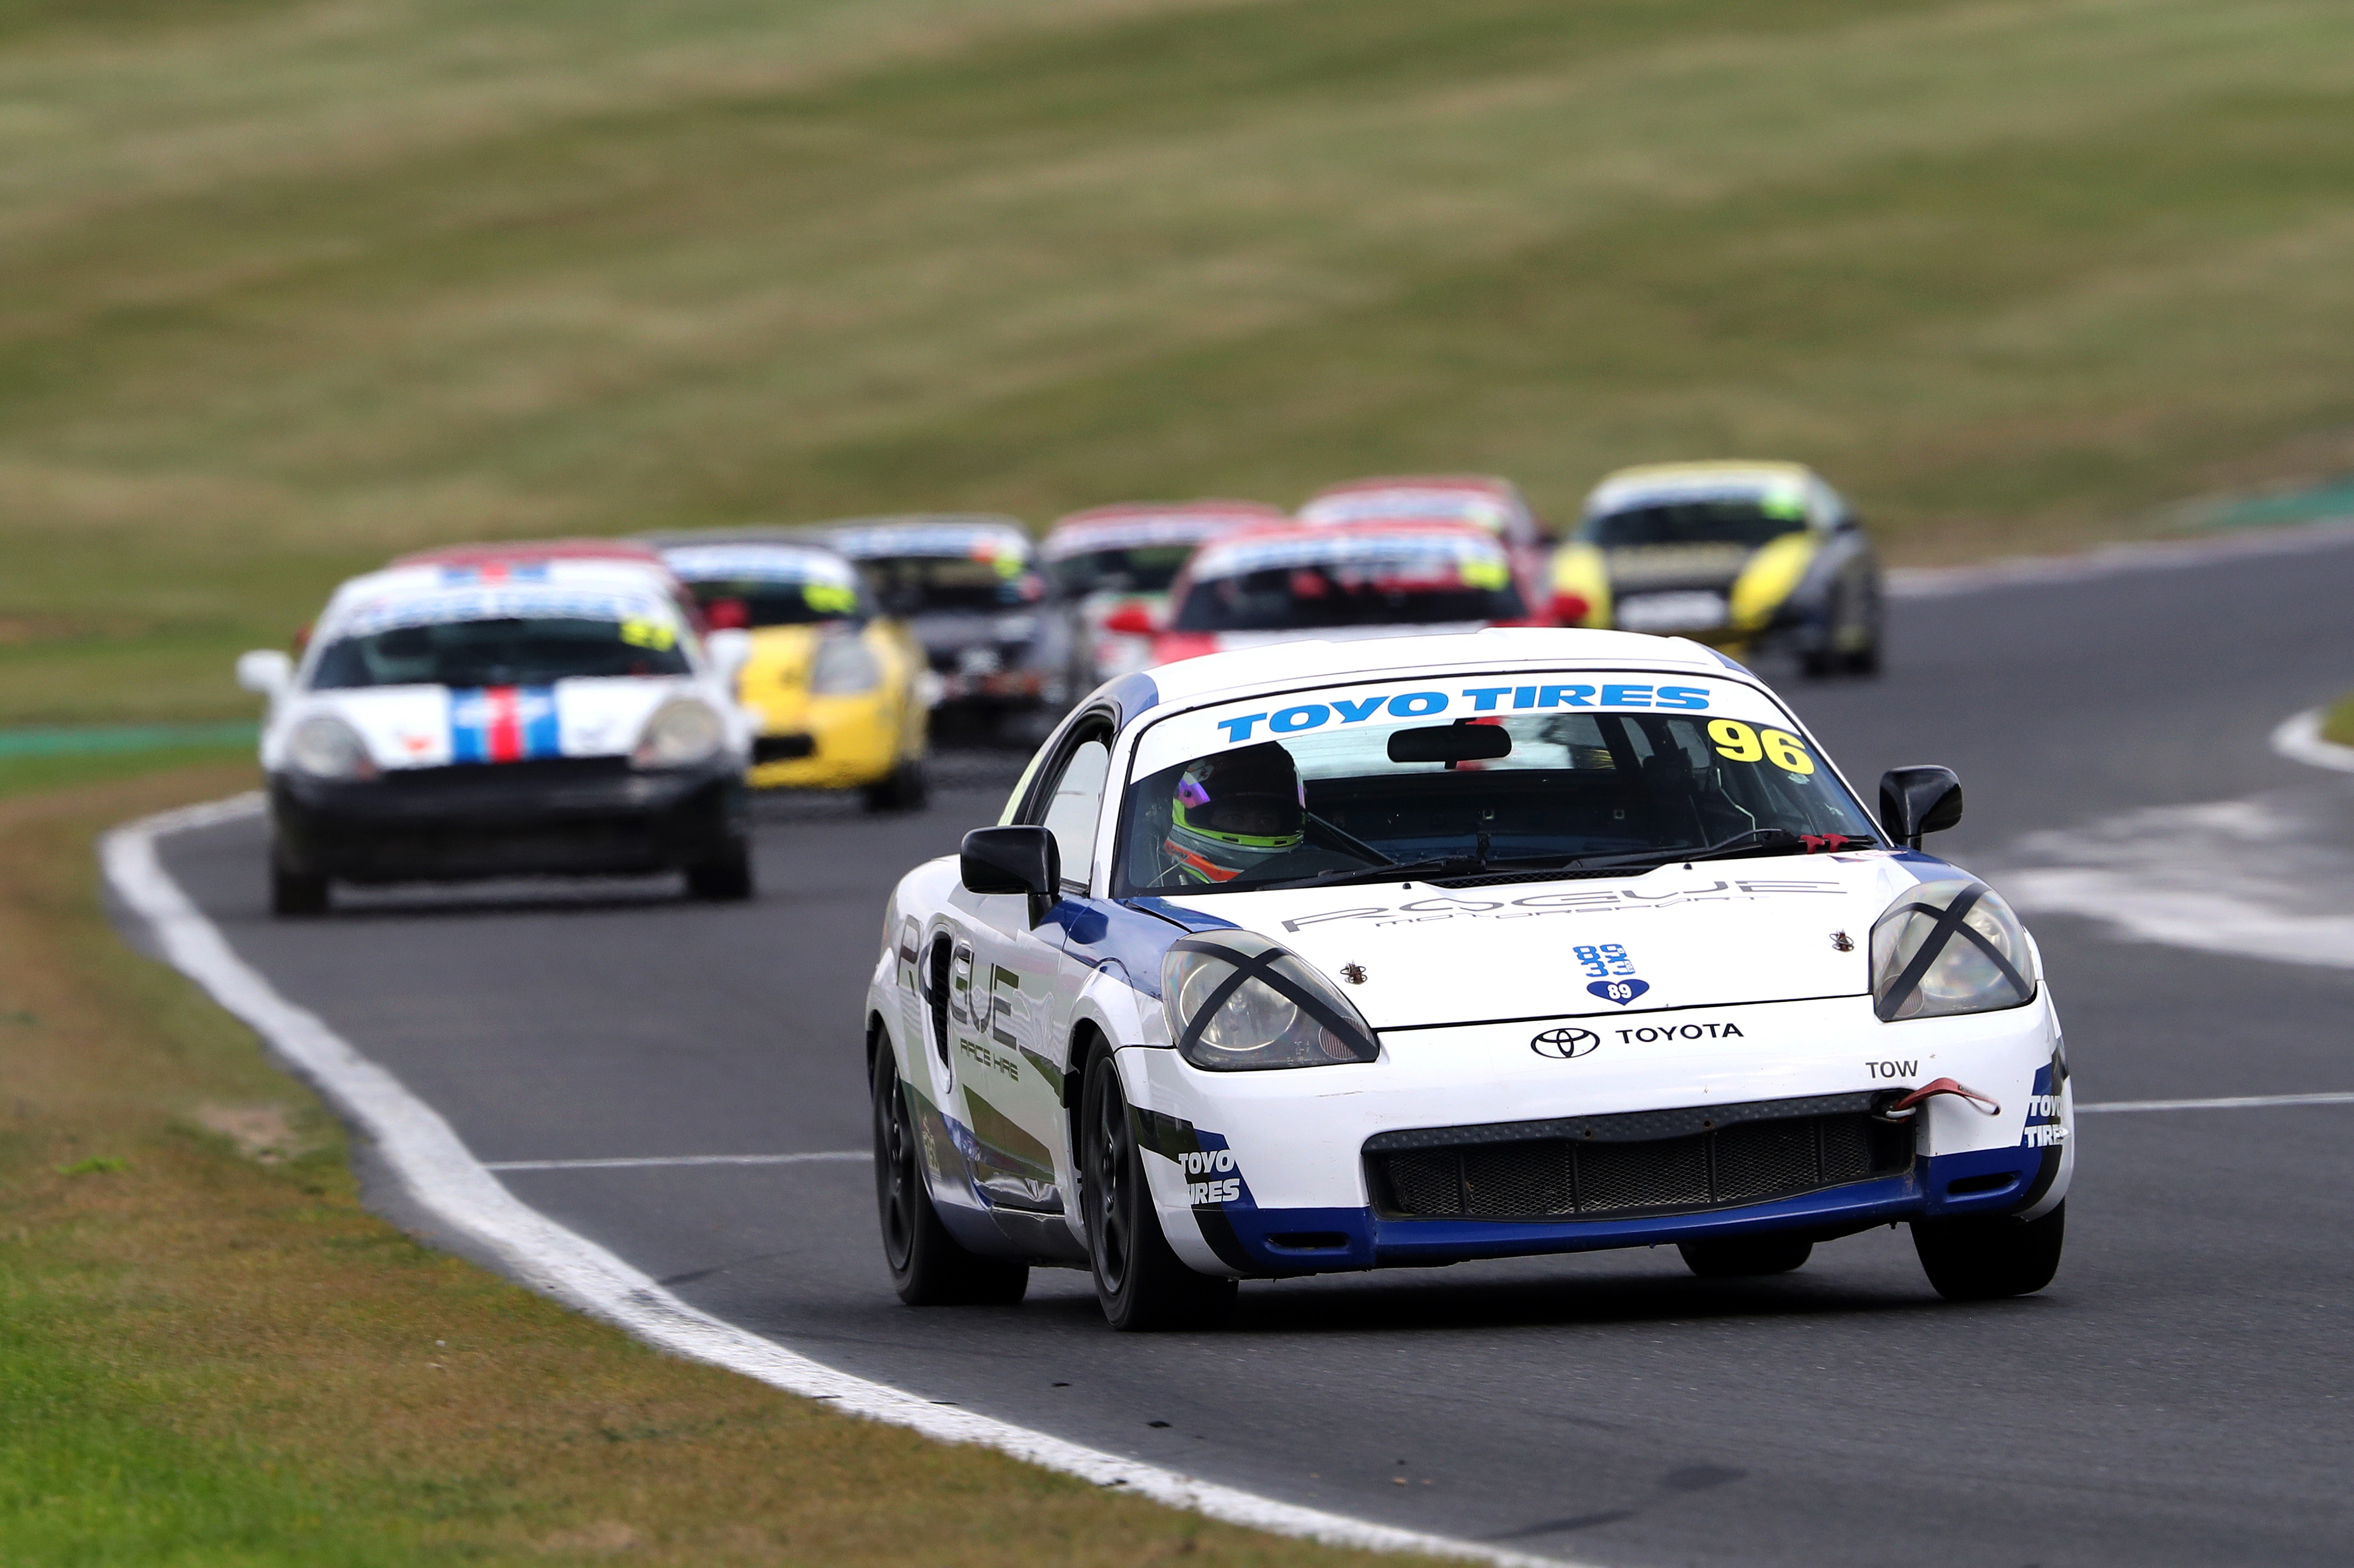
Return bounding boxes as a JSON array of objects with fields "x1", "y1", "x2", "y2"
[
  {"x1": 862, "y1": 759, "x2": 929, "y2": 815},
  {"x1": 1078, "y1": 1042, "x2": 1236, "y2": 1332},
  {"x1": 1912, "y1": 1201, "x2": 2065, "y2": 1302},
  {"x1": 684, "y1": 841, "x2": 754, "y2": 902},
  {"x1": 269, "y1": 863, "x2": 330, "y2": 917},
  {"x1": 871, "y1": 1046, "x2": 1029, "y2": 1306},
  {"x1": 1842, "y1": 637, "x2": 1883, "y2": 677},
  {"x1": 1677, "y1": 1235, "x2": 1813, "y2": 1277}
]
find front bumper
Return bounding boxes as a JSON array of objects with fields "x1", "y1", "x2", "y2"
[
  {"x1": 745, "y1": 689, "x2": 913, "y2": 790},
  {"x1": 1131, "y1": 991, "x2": 2072, "y2": 1277},
  {"x1": 270, "y1": 756, "x2": 745, "y2": 882}
]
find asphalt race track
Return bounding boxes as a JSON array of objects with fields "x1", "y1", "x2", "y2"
[{"x1": 149, "y1": 539, "x2": 2354, "y2": 1568}]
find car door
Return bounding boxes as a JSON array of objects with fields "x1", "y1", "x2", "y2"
[{"x1": 947, "y1": 722, "x2": 1112, "y2": 1214}]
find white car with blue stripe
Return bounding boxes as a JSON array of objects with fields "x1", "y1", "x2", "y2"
[
  {"x1": 866, "y1": 629, "x2": 2071, "y2": 1328},
  {"x1": 237, "y1": 557, "x2": 754, "y2": 914}
]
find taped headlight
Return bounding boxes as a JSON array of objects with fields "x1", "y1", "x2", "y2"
[
  {"x1": 809, "y1": 634, "x2": 883, "y2": 696},
  {"x1": 1160, "y1": 932, "x2": 1379, "y2": 1071},
  {"x1": 1870, "y1": 878, "x2": 2034, "y2": 1021},
  {"x1": 285, "y1": 714, "x2": 374, "y2": 781},
  {"x1": 631, "y1": 699, "x2": 724, "y2": 769}
]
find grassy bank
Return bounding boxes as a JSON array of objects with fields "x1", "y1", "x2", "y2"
[
  {"x1": 0, "y1": 761, "x2": 1437, "y2": 1568},
  {"x1": 3, "y1": 0, "x2": 2352, "y2": 726}
]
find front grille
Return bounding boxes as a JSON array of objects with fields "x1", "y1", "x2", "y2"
[
  {"x1": 1365, "y1": 1093, "x2": 1912, "y2": 1222},
  {"x1": 753, "y1": 734, "x2": 815, "y2": 763}
]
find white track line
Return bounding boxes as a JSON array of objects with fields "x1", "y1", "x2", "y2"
[
  {"x1": 1888, "y1": 517, "x2": 2354, "y2": 599},
  {"x1": 484, "y1": 1151, "x2": 867, "y2": 1171},
  {"x1": 2271, "y1": 708, "x2": 2354, "y2": 775},
  {"x1": 102, "y1": 795, "x2": 1574, "y2": 1568},
  {"x1": 2078, "y1": 1091, "x2": 2354, "y2": 1115}
]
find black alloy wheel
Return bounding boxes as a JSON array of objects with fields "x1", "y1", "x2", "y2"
[
  {"x1": 870, "y1": 1044, "x2": 1027, "y2": 1306},
  {"x1": 1078, "y1": 1042, "x2": 1236, "y2": 1332},
  {"x1": 1678, "y1": 1235, "x2": 1814, "y2": 1277},
  {"x1": 1912, "y1": 1201, "x2": 2065, "y2": 1301}
]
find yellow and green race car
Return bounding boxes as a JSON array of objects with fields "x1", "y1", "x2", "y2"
[
  {"x1": 1549, "y1": 462, "x2": 1883, "y2": 676},
  {"x1": 652, "y1": 533, "x2": 932, "y2": 811}
]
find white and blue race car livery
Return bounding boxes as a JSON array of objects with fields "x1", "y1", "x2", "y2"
[{"x1": 868, "y1": 628, "x2": 2071, "y2": 1325}]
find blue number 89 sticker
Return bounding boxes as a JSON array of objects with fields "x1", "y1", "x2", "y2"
[
  {"x1": 1573, "y1": 943, "x2": 1635, "y2": 979},
  {"x1": 1596, "y1": 980, "x2": 1637, "y2": 1002}
]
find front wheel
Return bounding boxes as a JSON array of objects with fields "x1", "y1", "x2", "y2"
[
  {"x1": 685, "y1": 840, "x2": 754, "y2": 901},
  {"x1": 1079, "y1": 1043, "x2": 1236, "y2": 1332},
  {"x1": 861, "y1": 758, "x2": 929, "y2": 814},
  {"x1": 269, "y1": 846, "x2": 329, "y2": 917},
  {"x1": 872, "y1": 1046, "x2": 1028, "y2": 1306},
  {"x1": 1679, "y1": 1235, "x2": 1813, "y2": 1277},
  {"x1": 1912, "y1": 1201, "x2": 2065, "y2": 1301}
]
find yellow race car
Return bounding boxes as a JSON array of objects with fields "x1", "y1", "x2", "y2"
[
  {"x1": 1550, "y1": 461, "x2": 1883, "y2": 677},
  {"x1": 651, "y1": 533, "x2": 932, "y2": 810}
]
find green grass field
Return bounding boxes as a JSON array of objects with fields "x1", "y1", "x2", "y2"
[{"x1": 4, "y1": 0, "x2": 2352, "y2": 725}]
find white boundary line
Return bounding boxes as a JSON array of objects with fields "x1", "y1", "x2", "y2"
[
  {"x1": 101, "y1": 794, "x2": 1574, "y2": 1568},
  {"x1": 2270, "y1": 708, "x2": 2354, "y2": 775},
  {"x1": 2078, "y1": 1091, "x2": 2354, "y2": 1115},
  {"x1": 484, "y1": 1151, "x2": 867, "y2": 1171},
  {"x1": 1887, "y1": 517, "x2": 2354, "y2": 599}
]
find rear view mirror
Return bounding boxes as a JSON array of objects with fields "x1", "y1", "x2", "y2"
[
  {"x1": 1879, "y1": 766, "x2": 1964, "y2": 850},
  {"x1": 1388, "y1": 723, "x2": 1512, "y2": 765},
  {"x1": 704, "y1": 628, "x2": 752, "y2": 685},
  {"x1": 961, "y1": 825, "x2": 1059, "y2": 900},
  {"x1": 1102, "y1": 603, "x2": 1156, "y2": 637},
  {"x1": 236, "y1": 649, "x2": 292, "y2": 697}
]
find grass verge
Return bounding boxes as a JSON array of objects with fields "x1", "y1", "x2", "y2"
[
  {"x1": 3, "y1": 0, "x2": 2353, "y2": 725},
  {"x1": 0, "y1": 760, "x2": 1442, "y2": 1568}
]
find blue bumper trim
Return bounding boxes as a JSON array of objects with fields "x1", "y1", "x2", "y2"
[{"x1": 1211, "y1": 1146, "x2": 2050, "y2": 1275}]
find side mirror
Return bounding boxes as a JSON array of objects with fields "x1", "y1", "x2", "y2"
[
  {"x1": 704, "y1": 628, "x2": 752, "y2": 686},
  {"x1": 1548, "y1": 590, "x2": 1590, "y2": 625},
  {"x1": 960, "y1": 825, "x2": 1060, "y2": 919},
  {"x1": 1879, "y1": 766, "x2": 1963, "y2": 850},
  {"x1": 236, "y1": 649, "x2": 292, "y2": 697},
  {"x1": 1102, "y1": 602, "x2": 1156, "y2": 637}
]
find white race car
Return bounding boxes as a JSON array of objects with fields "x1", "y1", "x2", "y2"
[
  {"x1": 237, "y1": 552, "x2": 755, "y2": 914},
  {"x1": 867, "y1": 630, "x2": 2071, "y2": 1328}
]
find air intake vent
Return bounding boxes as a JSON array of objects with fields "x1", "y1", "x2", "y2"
[{"x1": 1365, "y1": 1093, "x2": 1913, "y2": 1222}]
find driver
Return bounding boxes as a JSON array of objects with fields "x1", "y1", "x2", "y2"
[{"x1": 1164, "y1": 741, "x2": 1304, "y2": 884}]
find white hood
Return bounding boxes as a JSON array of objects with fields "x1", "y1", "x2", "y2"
[
  {"x1": 1158, "y1": 852, "x2": 1927, "y2": 1029},
  {"x1": 282, "y1": 676, "x2": 695, "y2": 770}
]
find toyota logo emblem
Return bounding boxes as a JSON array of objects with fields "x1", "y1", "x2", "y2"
[{"x1": 1530, "y1": 1027, "x2": 1600, "y2": 1060}]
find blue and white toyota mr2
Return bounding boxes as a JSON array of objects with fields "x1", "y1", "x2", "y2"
[{"x1": 867, "y1": 630, "x2": 2071, "y2": 1329}]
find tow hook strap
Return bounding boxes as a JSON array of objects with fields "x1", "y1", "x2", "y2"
[{"x1": 1887, "y1": 1078, "x2": 2003, "y2": 1118}]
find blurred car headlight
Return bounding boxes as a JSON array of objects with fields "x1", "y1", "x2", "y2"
[
  {"x1": 632, "y1": 699, "x2": 725, "y2": 769},
  {"x1": 809, "y1": 634, "x2": 884, "y2": 696},
  {"x1": 1870, "y1": 878, "x2": 2035, "y2": 1021},
  {"x1": 1160, "y1": 932, "x2": 1379, "y2": 1071},
  {"x1": 285, "y1": 714, "x2": 376, "y2": 781}
]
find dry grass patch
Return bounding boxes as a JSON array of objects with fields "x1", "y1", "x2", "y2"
[{"x1": 0, "y1": 762, "x2": 1447, "y2": 1568}]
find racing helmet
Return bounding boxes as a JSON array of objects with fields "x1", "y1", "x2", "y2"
[{"x1": 1165, "y1": 742, "x2": 1304, "y2": 884}]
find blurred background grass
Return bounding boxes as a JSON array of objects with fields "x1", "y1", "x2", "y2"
[{"x1": 2, "y1": 0, "x2": 2350, "y2": 724}]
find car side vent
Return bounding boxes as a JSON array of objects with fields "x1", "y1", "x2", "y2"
[{"x1": 925, "y1": 935, "x2": 953, "y2": 1066}]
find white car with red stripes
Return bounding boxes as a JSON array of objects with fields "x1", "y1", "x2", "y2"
[
  {"x1": 236, "y1": 555, "x2": 753, "y2": 915},
  {"x1": 866, "y1": 629, "x2": 2072, "y2": 1329}
]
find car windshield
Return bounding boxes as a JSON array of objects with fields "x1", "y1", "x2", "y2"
[
  {"x1": 1116, "y1": 695, "x2": 1876, "y2": 895},
  {"x1": 1169, "y1": 536, "x2": 1523, "y2": 632},
  {"x1": 683, "y1": 577, "x2": 863, "y2": 627},
  {"x1": 1582, "y1": 500, "x2": 1807, "y2": 550},
  {"x1": 310, "y1": 616, "x2": 692, "y2": 688},
  {"x1": 861, "y1": 554, "x2": 1041, "y2": 615},
  {"x1": 1049, "y1": 545, "x2": 1199, "y2": 598}
]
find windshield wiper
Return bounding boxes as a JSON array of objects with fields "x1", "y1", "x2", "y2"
[{"x1": 1559, "y1": 827, "x2": 1877, "y2": 874}]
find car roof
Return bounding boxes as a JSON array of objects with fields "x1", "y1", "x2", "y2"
[
  {"x1": 821, "y1": 514, "x2": 1032, "y2": 559},
  {"x1": 1297, "y1": 474, "x2": 1534, "y2": 529},
  {"x1": 1041, "y1": 500, "x2": 1287, "y2": 559},
  {"x1": 1133, "y1": 626, "x2": 1743, "y2": 712},
  {"x1": 1582, "y1": 461, "x2": 1834, "y2": 519},
  {"x1": 651, "y1": 539, "x2": 859, "y2": 583},
  {"x1": 1183, "y1": 518, "x2": 1512, "y2": 575},
  {"x1": 392, "y1": 537, "x2": 671, "y2": 569},
  {"x1": 315, "y1": 558, "x2": 690, "y2": 632}
]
